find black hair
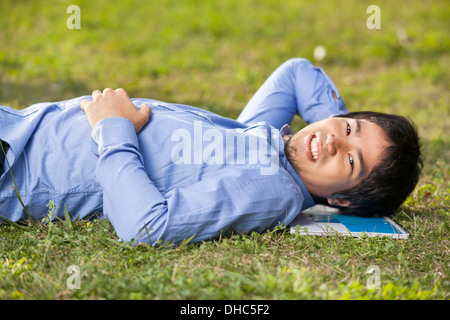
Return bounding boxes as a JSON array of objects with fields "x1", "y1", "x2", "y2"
[{"x1": 328, "y1": 111, "x2": 423, "y2": 217}]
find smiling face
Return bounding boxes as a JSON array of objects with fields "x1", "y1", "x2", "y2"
[{"x1": 283, "y1": 117, "x2": 390, "y2": 205}]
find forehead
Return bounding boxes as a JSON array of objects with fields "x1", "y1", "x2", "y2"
[{"x1": 354, "y1": 119, "x2": 390, "y2": 178}]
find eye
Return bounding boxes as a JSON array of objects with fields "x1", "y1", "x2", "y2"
[
  {"x1": 349, "y1": 154, "x2": 354, "y2": 170},
  {"x1": 346, "y1": 122, "x2": 351, "y2": 136}
]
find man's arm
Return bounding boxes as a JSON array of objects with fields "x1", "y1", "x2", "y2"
[{"x1": 237, "y1": 58, "x2": 348, "y2": 128}]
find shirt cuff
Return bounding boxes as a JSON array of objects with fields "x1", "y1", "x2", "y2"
[{"x1": 91, "y1": 117, "x2": 138, "y2": 153}]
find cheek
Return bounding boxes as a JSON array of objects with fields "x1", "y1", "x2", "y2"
[
  {"x1": 311, "y1": 163, "x2": 352, "y2": 194},
  {"x1": 317, "y1": 157, "x2": 345, "y2": 178}
]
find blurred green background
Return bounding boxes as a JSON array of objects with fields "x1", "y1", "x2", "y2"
[{"x1": 0, "y1": 0, "x2": 448, "y2": 300}]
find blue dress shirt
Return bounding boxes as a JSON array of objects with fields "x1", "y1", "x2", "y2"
[{"x1": 0, "y1": 58, "x2": 347, "y2": 245}]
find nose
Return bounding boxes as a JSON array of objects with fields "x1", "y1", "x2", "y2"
[{"x1": 325, "y1": 133, "x2": 346, "y2": 156}]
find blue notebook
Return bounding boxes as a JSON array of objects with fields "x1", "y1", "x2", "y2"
[{"x1": 289, "y1": 205, "x2": 409, "y2": 239}]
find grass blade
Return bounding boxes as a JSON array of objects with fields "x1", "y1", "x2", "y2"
[
  {"x1": 0, "y1": 141, "x2": 37, "y2": 228},
  {"x1": 63, "y1": 205, "x2": 73, "y2": 229}
]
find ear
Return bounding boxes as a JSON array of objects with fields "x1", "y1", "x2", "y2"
[{"x1": 327, "y1": 197, "x2": 356, "y2": 208}]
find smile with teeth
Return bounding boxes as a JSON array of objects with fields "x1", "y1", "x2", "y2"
[{"x1": 310, "y1": 137, "x2": 319, "y2": 161}]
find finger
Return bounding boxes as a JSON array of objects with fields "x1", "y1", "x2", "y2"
[
  {"x1": 92, "y1": 90, "x2": 102, "y2": 99},
  {"x1": 115, "y1": 88, "x2": 129, "y2": 97},
  {"x1": 139, "y1": 103, "x2": 152, "y2": 119},
  {"x1": 102, "y1": 88, "x2": 113, "y2": 95},
  {"x1": 135, "y1": 104, "x2": 152, "y2": 133},
  {"x1": 80, "y1": 99, "x2": 90, "y2": 111}
]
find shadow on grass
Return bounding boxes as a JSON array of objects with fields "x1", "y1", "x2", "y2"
[{"x1": 0, "y1": 77, "x2": 90, "y2": 109}]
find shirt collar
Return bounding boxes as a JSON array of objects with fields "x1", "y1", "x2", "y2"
[
  {"x1": 279, "y1": 124, "x2": 315, "y2": 211},
  {"x1": 279, "y1": 124, "x2": 293, "y2": 137}
]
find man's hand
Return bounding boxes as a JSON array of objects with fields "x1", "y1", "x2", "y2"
[{"x1": 81, "y1": 88, "x2": 152, "y2": 133}]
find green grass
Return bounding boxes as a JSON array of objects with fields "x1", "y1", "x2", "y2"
[{"x1": 0, "y1": 0, "x2": 448, "y2": 300}]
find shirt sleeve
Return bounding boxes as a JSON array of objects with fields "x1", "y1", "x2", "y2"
[
  {"x1": 91, "y1": 117, "x2": 302, "y2": 245},
  {"x1": 237, "y1": 58, "x2": 348, "y2": 128},
  {"x1": 92, "y1": 117, "x2": 167, "y2": 243}
]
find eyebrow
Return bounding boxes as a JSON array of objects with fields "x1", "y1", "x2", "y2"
[
  {"x1": 354, "y1": 119, "x2": 365, "y2": 172},
  {"x1": 355, "y1": 119, "x2": 362, "y2": 137},
  {"x1": 356, "y1": 146, "x2": 365, "y2": 173}
]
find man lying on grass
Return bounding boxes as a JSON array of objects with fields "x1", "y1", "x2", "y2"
[{"x1": 0, "y1": 58, "x2": 422, "y2": 245}]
